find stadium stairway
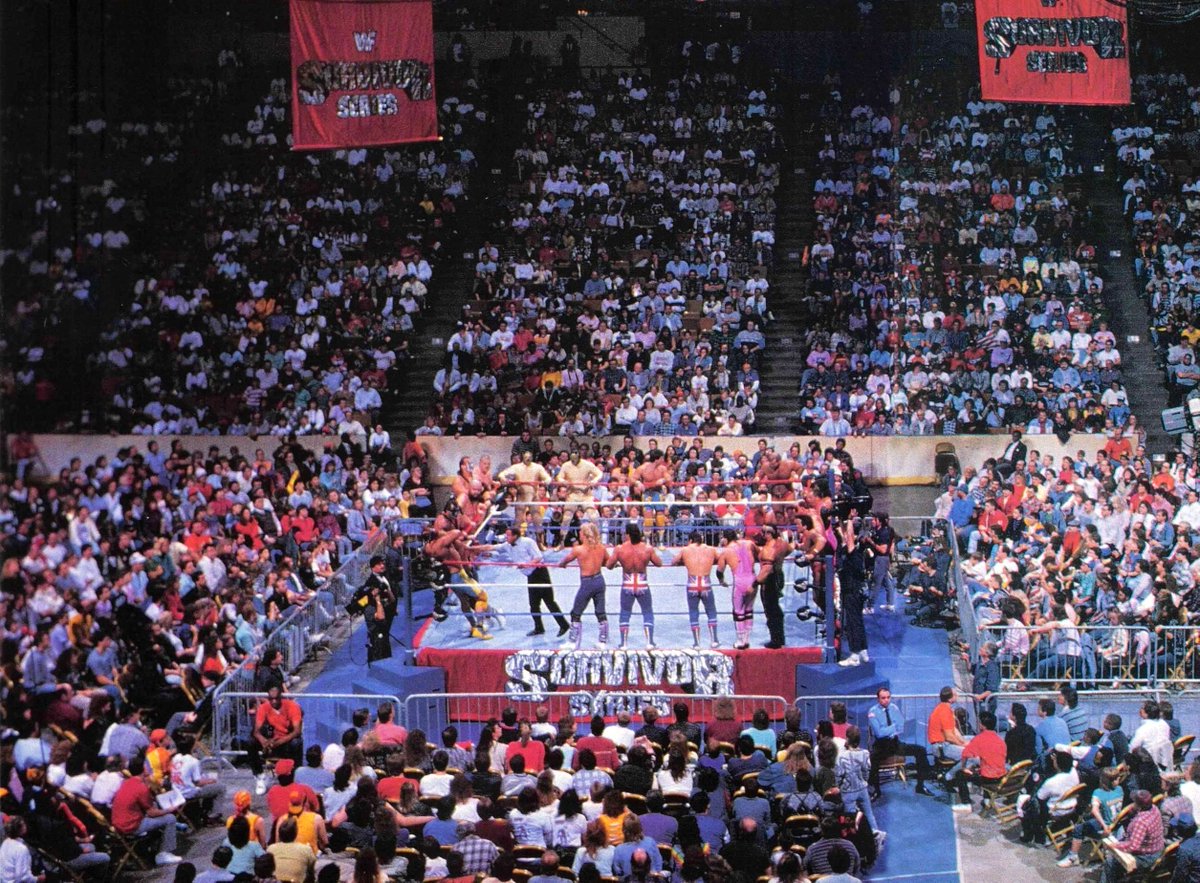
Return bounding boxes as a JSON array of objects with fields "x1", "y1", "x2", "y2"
[
  {"x1": 1074, "y1": 113, "x2": 1173, "y2": 452},
  {"x1": 754, "y1": 92, "x2": 819, "y2": 432},
  {"x1": 381, "y1": 93, "x2": 512, "y2": 436}
]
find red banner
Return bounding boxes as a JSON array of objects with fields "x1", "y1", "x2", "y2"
[
  {"x1": 289, "y1": 0, "x2": 437, "y2": 150},
  {"x1": 975, "y1": 0, "x2": 1130, "y2": 105}
]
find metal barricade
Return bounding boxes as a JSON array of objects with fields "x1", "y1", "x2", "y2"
[
  {"x1": 401, "y1": 692, "x2": 790, "y2": 742},
  {"x1": 978, "y1": 622, "x2": 1200, "y2": 690},
  {"x1": 208, "y1": 527, "x2": 397, "y2": 749},
  {"x1": 794, "y1": 693, "x2": 944, "y2": 746},
  {"x1": 212, "y1": 691, "x2": 402, "y2": 760}
]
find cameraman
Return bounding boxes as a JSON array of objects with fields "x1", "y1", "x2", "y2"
[
  {"x1": 355, "y1": 555, "x2": 398, "y2": 662},
  {"x1": 837, "y1": 517, "x2": 870, "y2": 667}
]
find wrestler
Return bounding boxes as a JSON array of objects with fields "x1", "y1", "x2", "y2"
[
  {"x1": 716, "y1": 528, "x2": 758, "y2": 650},
  {"x1": 605, "y1": 523, "x2": 662, "y2": 649},
  {"x1": 757, "y1": 525, "x2": 794, "y2": 650},
  {"x1": 560, "y1": 523, "x2": 610, "y2": 649},
  {"x1": 678, "y1": 531, "x2": 721, "y2": 649},
  {"x1": 497, "y1": 450, "x2": 551, "y2": 512},
  {"x1": 424, "y1": 527, "x2": 493, "y2": 641}
]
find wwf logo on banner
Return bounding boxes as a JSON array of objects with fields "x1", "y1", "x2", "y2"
[{"x1": 290, "y1": 0, "x2": 438, "y2": 149}]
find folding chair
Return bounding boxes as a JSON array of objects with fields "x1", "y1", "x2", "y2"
[
  {"x1": 1148, "y1": 840, "x2": 1180, "y2": 882},
  {"x1": 783, "y1": 814, "x2": 822, "y2": 846},
  {"x1": 71, "y1": 795, "x2": 154, "y2": 875},
  {"x1": 1044, "y1": 784, "x2": 1089, "y2": 853},
  {"x1": 32, "y1": 844, "x2": 86, "y2": 883},
  {"x1": 1174, "y1": 735, "x2": 1195, "y2": 771},
  {"x1": 979, "y1": 760, "x2": 1032, "y2": 825},
  {"x1": 622, "y1": 792, "x2": 648, "y2": 815}
]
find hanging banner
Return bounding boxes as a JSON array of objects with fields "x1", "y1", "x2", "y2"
[
  {"x1": 975, "y1": 0, "x2": 1131, "y2": 105},
  {"x1": 289, "y1": 0, "x2": 437, "y2": 150}
]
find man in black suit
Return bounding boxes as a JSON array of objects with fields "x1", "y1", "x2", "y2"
[
  {"x1": 995, "y1": 429, "x2": 1027, "y2": 480},
  {"x1": 357, "y1": 555, "x2": 397, "y2": 662}
]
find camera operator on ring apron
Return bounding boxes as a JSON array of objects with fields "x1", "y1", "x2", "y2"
[
  {"x1": 356, "y1": 555, "x2": 398, "y2": 662},
  {"x1": 837, "y1": 518, "x2": 870, "y2": 668}
]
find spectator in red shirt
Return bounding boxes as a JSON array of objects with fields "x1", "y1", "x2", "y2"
[
  {"x1": 265, "y1": 759, "x2": 320, "y2": 822},
  {"x1": 950, "y1": 710, "x2": 1007, "y2": 811},
  {"x1": 110, "y1": 762, "x2": 182, "y2": 866},
  {"x1": 505, "y1": 721, "x2": 547, "y2": 773},
  {"x1": 574, "y1": 715, "x2": 620, "y2": 771},
  {"x1": 252, "y1": 686, "x2": 304, "y2": 789}
]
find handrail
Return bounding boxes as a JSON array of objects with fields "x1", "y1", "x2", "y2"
[
  {"x1": 212, "y1": 691, "x2": 403, "y2": 759},
  {"x1": 565, "y1": 15, "x2": 632, "y2": 65},
  {"x1": 207, "y1": 518, "x2": 432, "y2": 746}
]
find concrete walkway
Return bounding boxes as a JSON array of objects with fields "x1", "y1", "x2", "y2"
[{"x1": 957, "y1": 806, "x2": 1101, "y2": 882}]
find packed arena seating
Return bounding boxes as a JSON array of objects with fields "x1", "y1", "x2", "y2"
[
  {"x1": 1112, "y1": 73, "x2": 1200, "y2": 406},
  {"x1": 11, "y1": 74, "x2": 485, "y2": 437},
  {"x1": 4, "y1": 77, "x2": 220, "y2": 431},
  {"x1": 424, "y1": 62, "x2": 781, "y2": 438},
  {"x1": 801, "y1": 79, "x2": 1127, "y2": 439}
]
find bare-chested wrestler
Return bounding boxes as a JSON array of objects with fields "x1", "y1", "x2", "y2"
[
  {"x1": 605, "y1": 523, "x2": 662, "y2": 649},
  {"x1": 679, "y1": 531, "x2": 722, "y2": 649},
  {"x1": 716, "y1": 528, "x2": 759, "y2": 650},
  {"x1": 560, "y1": 523, "x2": 610, "y2": 649},
  {"x1": 424, "y1": 527, "x2": 492, "y2": 641}
]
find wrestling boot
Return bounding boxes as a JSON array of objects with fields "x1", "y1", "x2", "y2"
[
  {"x1": 619, "y1": 625, "x2": 629, "y2": 649},
  {"x1": 644, "y1": 625, "x2": 657, "y2": 650},
  {"x1": 569, "y1": 621, "x2": 582, "y2": 649},
  {"x1": 691, "y1": 626, "x2": 702, "y2": 649},
  {"x1": 597, "y1": 621, "x2": 610, "y2": 649},
  {"x1": 709, "y1": 623, "x2": 721, "y2": 649}
]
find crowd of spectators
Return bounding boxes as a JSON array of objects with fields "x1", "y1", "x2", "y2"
[
  {"x1": 0, "y1": 418, "x2": 428, "y2": 870},
  {"x1": 195, "y1": 698, "x2": 892, "y2": 883},
  {"x1": 1112, "y1": 73, "x2": 1200, "y2": 406},
  {"x1": 4, "y1": 77, "x2": 218, "y2": 431},
  {"x1": 10, "y1": 70, "x2": 485, "y2": 438},
  {"x1": 800, "y1": 78, "x2": 1129, "y2": 440},
  {"x1": 936, "y1": 420, "x2": 1200, "y2": 687},
  {"x1": 423, "y1": 58, "x2": 781, "y2": 439}
]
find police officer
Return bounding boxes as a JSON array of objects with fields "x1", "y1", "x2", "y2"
[{"x1": 867, "y1": 686, "x2": 933, "y2": 799}]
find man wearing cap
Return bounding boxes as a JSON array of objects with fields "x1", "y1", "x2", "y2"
[
  {"x1": 265, "y1": 758, "x2": 319, "y2": 820},
  {"x1": 1101, "y1": 789, "x2": 1163, "y2": 882},
  {"x1": 272, "y1": 787, "x2": 327, "y2": 854}
]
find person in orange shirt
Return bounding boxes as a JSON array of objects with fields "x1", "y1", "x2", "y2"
[
  {"x1": 145, "y1": 728, "x2": 174, "y2": 788},
  {"x1": 226, "y1": 790, "x2": 269, "y2": 847},
  {"x1": 1102, "y1": 429, "x2": 1133, "y2": 462},
  {"x1": 927, "y1": 686, "x2": 966, "y2": 769}
]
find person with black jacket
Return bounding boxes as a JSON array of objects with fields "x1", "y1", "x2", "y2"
[
  {"x1": 1006, "y1": 702, "x2": 1037, "y2": 766},
  {"x1": 355, "y1": 556, "x2": 397, "y2": 663}
]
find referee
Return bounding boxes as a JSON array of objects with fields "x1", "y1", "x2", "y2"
[{"x1": 501, "y1": 526, "x2": 569, "y2": 637}]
